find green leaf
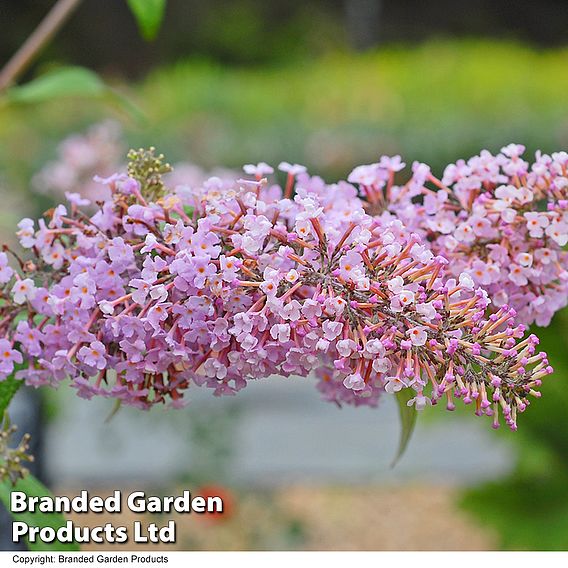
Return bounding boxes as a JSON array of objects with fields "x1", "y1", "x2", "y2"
[
  {"x1": 3, "y1": 66, "x2": 147, "y2": 123},
  {"x1": 5, "y1": 67, "x2": 106, "y2": 104},
  {"x1": 105, "y1": 399, "x2": 122, "y2": 423},
  {"x1": 0, "y1": 474, "x2": 79, "y2": 551},
  {"x1": 126, "y1": 0, "x2": 167, "y2": 41},
  {"x1": 0, "y1": 375, "x2": 22, "y2": 418},
  {"x1": 391, "y1": 389, "x2": 418, "y2": 467},
  {"x1": 106, "y1": 89, "x2": 147, "y2": 124}
]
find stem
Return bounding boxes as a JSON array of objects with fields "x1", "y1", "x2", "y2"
[{"x1": 0, "y1": 0, "x2": 83, "y2": 92}]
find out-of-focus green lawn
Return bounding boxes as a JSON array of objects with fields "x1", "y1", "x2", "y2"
[
  {"x1": 1, "y1": 38, "x2": 568, "y2": 549},
  {"x1": 3, "y1": 40, "x2": 568, "y2": 185}
]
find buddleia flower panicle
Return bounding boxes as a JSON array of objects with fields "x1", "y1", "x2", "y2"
[{"x1": 0, "y1": 148, "x2": 555, "y2": 430}]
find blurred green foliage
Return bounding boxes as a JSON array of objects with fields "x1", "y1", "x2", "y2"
[
  {"x1": 461, "y1": 310, "x2": 568, "y2": 550},
  {"x1": 5, "y1": 39, "x2": 568, "y2": 190},
  {"x1": 134, "y1": 39, "x2": 568, "y2": 176},
  {"x1": 1, "y1": 38, "x2": 568, "y2": 548}
]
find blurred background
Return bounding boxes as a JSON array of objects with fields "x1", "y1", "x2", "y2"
[{"x1": 1, "y1": 0, "x2": 568, "y2": 551}]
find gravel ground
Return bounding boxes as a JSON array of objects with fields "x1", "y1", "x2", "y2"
[{"x1": 60, "y1": 484, "x2": 496, "y2": 551}]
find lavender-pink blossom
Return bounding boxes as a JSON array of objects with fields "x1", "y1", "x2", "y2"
[{"x1": 0, "y1": 147, "x2": 554, "y2": 432}]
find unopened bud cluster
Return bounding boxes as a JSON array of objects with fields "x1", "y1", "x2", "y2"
[{"x1": 0, "y1": 415, "x2": 34, "y2": 485}]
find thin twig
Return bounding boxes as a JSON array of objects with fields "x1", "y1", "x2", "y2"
[{"x1": 0, "y1": 0, "x2": 83, "y2": 92}]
